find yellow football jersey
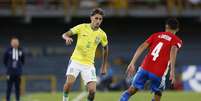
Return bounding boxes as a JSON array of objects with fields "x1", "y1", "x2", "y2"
[{"x1": 70, "y1": 23, "x2": 108, "y2": 65}]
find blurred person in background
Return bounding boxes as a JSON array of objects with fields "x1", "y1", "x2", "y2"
[
  {"x1": 3, "y1": 37, "x2": 25, "y2": 101},
  {"x1": 119, "y1": 18, "x2": 183, "y2": 101},
  {"x1": 97, "y1": 63, "x2": 113, "y2": 91},
  {"x1": 79, "y1": 0, "x2": 98, "y2": 8},
  {"x1": 36, "y1": 0, "x2": 44, "y2": 8},
  {"x1": 166, "y1": 0, "x2": 184, "y2": 14},
  {"x1": 110, "y1": 77, "x2": 130, "y2": 91},
  {"x1": 62, "y1": 8, "x2": 109, "y2": 101},
  {"x1": 97, "y1": 0, "x2": 110, "y2": 7},
  {"x1": 11, "y1": 0, "x2": 26, "y2": 15},
  {"x1": 63, "y1": 0, "x2": 80, "y2": 14},
  {"x1": 109, "y1": 0, "x2": 128, "y2": 13},
  {"x1": 48, "y1": 0, "x2": 61, "y2": 9},
  {"x1": 188, "y1": 0, "x2": 201, "y2": 8}
]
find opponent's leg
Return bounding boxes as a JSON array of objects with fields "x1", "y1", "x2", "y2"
[
  {"x1": 120, "y1": 67, "x2": 148, "y2": 101},
  {"x1": 152, "y1": 91, "x2": 162, "y2": 101},
  {"x1": 119, "y1": 86, "x2": 138, "y2": 101}
]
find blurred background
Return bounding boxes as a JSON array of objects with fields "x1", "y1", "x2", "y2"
[{"x1": 0, "y1": 0, "x2": 201, "y2": 100}]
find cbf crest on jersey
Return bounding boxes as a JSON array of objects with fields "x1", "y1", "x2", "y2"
[{"x1": 95, "y1": 36, "x2": 101, "y2": 44}]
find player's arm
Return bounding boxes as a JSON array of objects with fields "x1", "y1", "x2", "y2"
[
  {"x1": 127, "y1": 42, "x2": 149, "y2": 77},
  {"x1": 169, "y1": 45, "x2": 178, "y2": 84},
  {"x1": 62, "y1": 31, "x2": 73, "y2": 45},
  {"x1": 100, "y1": 45, "x2": 109, "y2": 75}
]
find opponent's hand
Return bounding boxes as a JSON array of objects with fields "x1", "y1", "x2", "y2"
[
  {"x1": 169, "y1": 71, "x2": 175, "y2": 84},
  {"x1": 126, "y1": 63, "x2": 136, "y2": 79},
  {"x1": 65, "y1": 37, "x2": 73, "y2": 45}
]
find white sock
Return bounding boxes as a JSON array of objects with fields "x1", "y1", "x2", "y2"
[
  {"x1": 63, "y1": 92, "x2": 69, "y2": 101},
  {"x1": 63, "y1": 96, "x2": 69, "y2": 101}
]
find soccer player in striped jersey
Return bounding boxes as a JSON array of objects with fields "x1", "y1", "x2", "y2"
[{"x1": 119, "y1": 18, "x2": 183, "y2": 101}]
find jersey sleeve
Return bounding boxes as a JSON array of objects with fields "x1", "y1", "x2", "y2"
[
  {"x1": 70, "y1": 24, "x2": 83, "y2": 35},
  {"x1": 145, "y1": 33, "x2": 156, "y2": 44},
  {"x1": 171, "y1": 38, "x2": 182, "y2": 49},
  {"x1": 101, "y1": 32, "x2": 108, "y2": 47}
]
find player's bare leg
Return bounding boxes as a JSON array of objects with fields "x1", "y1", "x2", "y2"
[
  {"x1": 63, "y1": 75, "x2": 76, "y2": 101},
  {"x1": 119, "y1": 86, "x2": 138, "y2": 101},
  {"x1": 86, "y1": 81, "x2": 96, "y2": 101},
  {"x1": 152, "y1": 91, "x2": 162, "y2": 101},
  {"x1": 127, "y1": 86, "x2": 138, "y2": 95}
]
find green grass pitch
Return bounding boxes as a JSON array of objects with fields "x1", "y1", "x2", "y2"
[{"x1": 19, "y1": 91, "x2": 201, "y2": 101}]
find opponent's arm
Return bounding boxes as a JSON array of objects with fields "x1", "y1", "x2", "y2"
[
  {"x1": 127, "y1": 42, "x2": 149, "y2": 77},
  {"x1": 169, "y1": 45, "x2": 178, "y2": 84}
]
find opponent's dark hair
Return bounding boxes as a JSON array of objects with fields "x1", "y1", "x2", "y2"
[{"x1": 166, "y1": 18, "x2": 179, "y2": 30}]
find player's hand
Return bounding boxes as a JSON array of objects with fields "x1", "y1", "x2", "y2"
[
  {"x1": 126, "y1": 63, "x2": 136, "y2": 79},
  {"x1": 100, "y1": 64, "x2": 107, "y2": 75},
  {"x1": 65, "y1": 37, "x2": 73, "y2": 45},
  {"x1": 169, "y1": 71, "x2": 175, "y2": 84}
]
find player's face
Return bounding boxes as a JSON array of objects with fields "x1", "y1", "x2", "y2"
[
  {"x1": 90, "y1": 14, "x2": 103, "y2": 29},
  {"x1": 11, "y1": 38, "x2": 19, "y2": 48}
]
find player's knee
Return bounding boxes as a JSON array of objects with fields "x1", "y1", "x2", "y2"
[
  {"x1": 88, "y1": 87, "x2": 96, "y2": 94},
  {"x1": 63, "y1": 83, "x2": 68, "y2": 91},
  {"x1": 63, "y1": 82, "x2": 73, "y2": 91},
  {"x1": 67, "y1": 81, "x2": 74, "y2": 86},
  {"x1": 66, "y1": 75, "x2": 76, "y2": 84},
  {"x1": 155, "y1": 91, "x2": 162, "y2": 97},
  {"x1": 87, "y1": 82, "x2": 96, "y2": 93},
  {"x1": 128, "y1": 86, "x2": 138, "y2": 95},
  {"x1": 65, "y1": 77, "x2": 75, "y2": 86}
]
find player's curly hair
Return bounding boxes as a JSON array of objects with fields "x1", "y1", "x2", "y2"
[
  {"x1": 166, "y1": 18, "x2": 179, "y2": 30},
  {"x1": 91, "y1": 8, "x2": 104, "y2": 16}
]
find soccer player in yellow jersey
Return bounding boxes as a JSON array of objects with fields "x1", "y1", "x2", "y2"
[{"x1": 62, "y1": 8, "x2": 109, "y2": 101}]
